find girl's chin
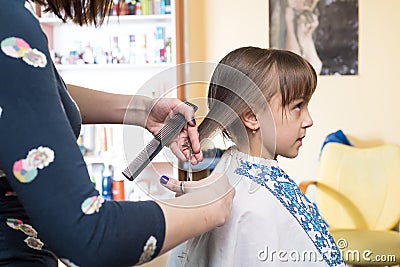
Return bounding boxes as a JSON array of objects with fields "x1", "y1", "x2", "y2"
[{"x1": 282, "y1": 149, "x2": 300, "y2": 159}]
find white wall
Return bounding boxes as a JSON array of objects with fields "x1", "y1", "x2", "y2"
[{"x1": 184, "y1": 0, "x2": 400, "y2": 183}]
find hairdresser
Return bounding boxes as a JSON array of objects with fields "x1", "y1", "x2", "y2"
[{"x1": 0, "y1": 1, "x2": 235, "y2": 266}]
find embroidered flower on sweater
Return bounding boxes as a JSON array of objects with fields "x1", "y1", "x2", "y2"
[
  {"x1": 12, "y1": 146, "x2": 55, "y2": 183},
  {"x1": 22, "y1": 48, "x2": 47, "y2": 67},
  {"x1": 137, "y1": 236, "x2": 157, "y2": 265},
  {"x1": 1, "y1": 37, "x2": 47, "y2": 68},
  {"x1": 27, "y1": 146, "x2": 55, "y2": 169},
  {"x1": 24, "y1": 236, "x2": 44, "y2": 250}
]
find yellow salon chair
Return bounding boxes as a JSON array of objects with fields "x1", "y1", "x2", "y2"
[{"x1": 300, "y1": 143, "x2": 400, "y2": 266}]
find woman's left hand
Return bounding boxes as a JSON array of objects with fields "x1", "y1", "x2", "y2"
[{"x1": 145, "y1": 98, "x2": 203, "y2": 164}]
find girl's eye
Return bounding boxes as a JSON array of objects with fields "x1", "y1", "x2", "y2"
[{"x1": 294, "y1": 102, "x2": 303, "y2": 110}]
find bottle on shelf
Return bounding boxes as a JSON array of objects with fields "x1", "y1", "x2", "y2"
[
  {"x1": 154, "y1": 26, "x2": 165, "y2": 63},
  {"x1": 81, "y1": 43, "x2": 95, "y2": 64},
  {"x1": 102, "y1": 164, "x2": 113, "y2": 200},
  {"x1": 135, "y1": 34, "x2": 147, "y2": 63},
  {"x1": 160, "y1": 0, "x2": 166, "y2": 14},
  {"x1": 112, "y1": 166, "x2": 125, "y2": 201},
  {"x1": 135, "y1": 0, "x2": 142, "y2": 15},
  {"x1": 110, "y1": 36, "x2": 124, "y2": 64},
  {"x1": 128, "y1": 34, "x2": 137, "y2": 64},
  {"x1": 127, "y1": 0, "x2": 137, "y2": 15},
  {"x1": 118, "y1": 0, "x2": 130, "y2": 15},
  {"x1": 141, "y1": 0, "x2": 149, "y2": 15},
  {"x1": 165, "y1": 0, "x2": 171, "y2": 14},
  {"x1": 165, "y1": 37, "x2": 172, "y2": 63},
  {"x1": 111, "y1": 1, "x2": 118, "y2": 16},
  {"x1": 77, "y1": 135, "x2": 85, "y2": 156}
]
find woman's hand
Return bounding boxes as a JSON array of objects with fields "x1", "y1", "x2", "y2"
[
  {"x1": 159, "y1": 173, "x2": 235, "y2": 226},
  {"x1": 145, "y1": 98, "x2": 203, "y2": 164}
]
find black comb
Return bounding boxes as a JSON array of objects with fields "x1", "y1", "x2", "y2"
[{"x1": 122, "y1": 101, "x2": 198, "y2": 181}]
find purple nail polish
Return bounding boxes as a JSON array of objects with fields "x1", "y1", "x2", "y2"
[
  {"x1": 160, "y1": 175, "x2": 169, "y2": 184},
  {"x1": 191, "y1": 117, "x2": 196, "y2": 125}
]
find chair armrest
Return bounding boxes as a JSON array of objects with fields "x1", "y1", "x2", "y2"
[
  {"x1": 299, "y1": 180, "x2": 318, "y2": 194},
  {"x1": 299, "y1": 180, "x2": 370, "y2": 228}
]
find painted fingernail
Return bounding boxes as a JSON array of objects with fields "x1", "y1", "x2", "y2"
[
  {"x1": 191, "y1": 117, "x2": 196, "y2": 125},
  {"x1": 160, "y1": 175, "x2": 169, "y2": 184}
]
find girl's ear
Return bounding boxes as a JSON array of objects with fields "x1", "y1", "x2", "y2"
[{"x1": 240, "y1": 108, "x2": 260, "y2": 132}]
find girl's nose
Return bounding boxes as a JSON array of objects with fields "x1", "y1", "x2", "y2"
[{"x1": 302, "y1": 109, "x2": 313, "y2": 128}]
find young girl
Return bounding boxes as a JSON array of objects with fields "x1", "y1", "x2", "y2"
[{"x1": 164, "y1": 47, "x2": 346, "y2": 266}]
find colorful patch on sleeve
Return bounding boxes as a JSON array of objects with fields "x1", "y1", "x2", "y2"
[
  {"x1": 136, "y1": 236, "x2": 157, "y2": 265},
  {"x1": 6, "y1": 218, "x2": 24, "y2": 229},
  {"x1": 81, "y1": 195, "x2": 105, "y2": 215},
  {"x1": 1, "y1": 37, "x2": 30, "y2": 58},
  {"x1": 1, "y1": 37, "x2": 47, "y2": 68},
  {"x1": 13, "y1": 159, "x2": 38, "y2": 183},
  {"x1": 12, "y1": 146, "x2": 55, "y2": 183},
  {"x1": 6, "y1": 218, "x2": 38, "y2": 237}
]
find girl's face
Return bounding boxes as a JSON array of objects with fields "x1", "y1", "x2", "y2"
[{"x1": 260, "y1": 93, "x2": 313, "y2": 159}]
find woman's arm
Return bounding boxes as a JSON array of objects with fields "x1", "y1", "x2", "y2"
[{"x1": 67, "y1": 84, "x2": 148, "y2": 125}]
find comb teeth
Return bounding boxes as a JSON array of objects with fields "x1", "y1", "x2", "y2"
[
  {"x1": 123, "y1": 101, "x2": 198, "y2": 181},
  {"x1": 122, "y1": 139, "x2": 162, "y2": 180}
]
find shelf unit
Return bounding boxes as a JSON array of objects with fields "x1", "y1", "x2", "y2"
[
  {"x1": 39, "y1": 14, "x2": 173, "y2": 25},
  {"x1": 36, "y1": 2, "x2": 185, "y2": 197},
  {"x1": 54, "y1": 62, "x2": 174, "y2": 71},
  {"x1": 39, "y1": 13, "x2": 177, "y2": 89}
]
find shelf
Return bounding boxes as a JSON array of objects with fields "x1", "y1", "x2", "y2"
[
  {"x1": 39, "y1": 14, "x2": 172, "y2": 26},
  {"x1": 55, "y1": 63, "x2": 175, "y2": 71}
]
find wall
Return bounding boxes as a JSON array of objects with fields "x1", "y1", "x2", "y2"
[{"x1": 184, "y1": 0, "x2": 400, "y2": 183}]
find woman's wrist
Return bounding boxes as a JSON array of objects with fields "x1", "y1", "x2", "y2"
[{"x1": 123, "y1": 95, "x2": 153, "y2": 128}]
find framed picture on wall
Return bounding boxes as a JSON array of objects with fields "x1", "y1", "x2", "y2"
[{"x1": 269, "y1": 0, "x2": 359, "y2": 75}]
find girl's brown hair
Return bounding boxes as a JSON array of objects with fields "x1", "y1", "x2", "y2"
[
  {"x1": 34, "y1": 0, "x2": 115, "y2": 26},
  {"x1": 198, "y1": 47, "x2": 317, "y2": 144}
]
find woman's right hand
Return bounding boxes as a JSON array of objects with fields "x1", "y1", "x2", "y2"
[{"x1": 160, "y1": 173, "x2": 235, "y2": 227}]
